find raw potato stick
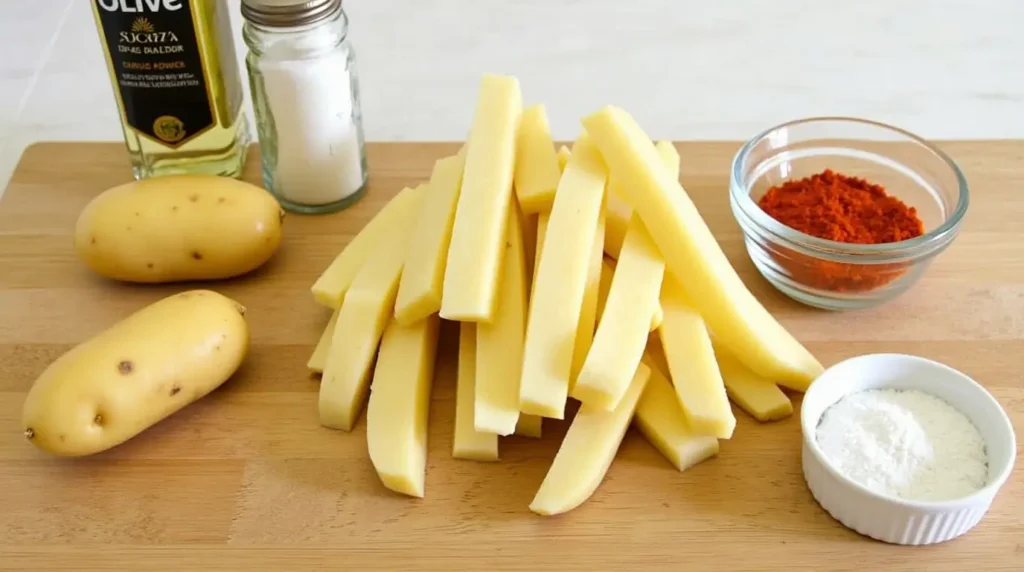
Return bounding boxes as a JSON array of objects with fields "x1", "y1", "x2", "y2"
[
  {"x1": 574, "y1": 213, "x2": 665, "y2": 410},
  {"x1": 582, "y1": 107, "x2": 823, "y2": 388},
  {"x1": 306, "y1": 309, "x2": 339, "y2": 373},
  {"x1": 453, "y1": 323, "x2": 499, "y2": 461},
  {"x1": 312, "y1": 186, "x2": 424, "y2": 308},
  {"x1": 522, "y1": 212, "x2": 539, "y2": 288},
  {"x1": 644, "y1": 331, "x2": 670, "y2": 378},
  {"x1": 440, "y1": 74, "x2": 523, "y2": 322},
  {"x1": 514, "y1": 104, "x2": 562, "y2": 214},
  {"x1": 604, "y1": 140, "x2": 678, "y2": 260},
  {"x1": 635, "y1": 354, "x2": 720, "y2": 472},
  {"x1": 514, "y1": 414, "x2": 543, "y2": 438},
  {"x1": 569, "y1": 203, "x2": 606, "y2": 387},
  {"x1": 597, "y1": 258, "x2": 661, "y2": 332},
  {"x1": 529, "y1": 362, "x2": 651, "y2": 516},
  {"x1": 654, "y1": 140, "x2": 680, "y2": 182},
  {"x1": 394, "y1": 150, "x2": 467, "y2": 325},
  {"x1": 519, "y1": 133, "x2": 607, "y2": 419},
  {"x1": 319, "y1": 208, "x2": 419, "y2": 431},
  {"x1": 475, "y1": 202, "x2": 528, "y2": 435},
  {"x1": 531, "y1": 212, "x2": 550, "y2": 300},
  {"x1": 366, "y1": 314, "x2": 441, "y2": 498},
  {"x1": 556, "y1": 145, "x2": 571, "y2": 172},
  {"x1": 716, "y1": 346, "x2": 794, "y2": 421},
  {"x1": 603, "y1": 192, "x2": 632, "y2": 260},
  {"x1": 658, "y1": 276, "x2": 736, "y2": 439}
]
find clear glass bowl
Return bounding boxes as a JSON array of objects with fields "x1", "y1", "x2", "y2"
[{"x1": 729, "y1": 117, "x2": 969, "y2": 311}]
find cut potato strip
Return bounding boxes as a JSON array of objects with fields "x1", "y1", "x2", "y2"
[
  {"x1": 595, "y1": 259, "x2": 615, "y2": 324},
  {"x1": 366, "y1": 313, "x2": 440, "y2": 498},
  {"x1": 658, "y1": 276, "x2": 736, "y2": 439},
  {"x1": 603, "y1": 192, "x2": 631, "y2": 260},
  {"x1": 311, "y1": 186, "x2": 424, "y2": 308},
  {"x1": 306, "y1": 309, "x2": 339, "y2": 373},
  {"x1": 514, "y1": 104, "x2": 562, "y2": 214},
  {"x1": 521, "y1": 212, "x2": 539, "y2": 288},
  {"x1": 394, "y1": 150, "x2": 467, "y2": 325},
  {"x1": 635, "y1": 354, "x2": 720, "y2": 471},
  {"x1": 569, "y1": 203, "x2": 606, "y2": 386},
  {"x1": 574, "y1": 213, "x2": 664, "y2": 410},
  {"x1": 604, "y1": 141, "x2": 679, "y2": 260},
  {"x1": 529, "y1": 362, "x2": 651, "y2": 516},
  {"x1": 597, "y1": 258, "x2": 661, "y2": 332},
  {"x1": 453, "y1": 323, "x2": 499, "y2": 461},
  {"x1": 556, "y1": 145, "x2": 571, "y2": 172},
  {"x1": 319, "y1": 202, "x2": 419, "y2": 431},
  {"x1": 475, "y1": 203, "x2": 528, "y2": 435},
  {"x1": 716, "y1": 346, "x2": 794, "y2": 422},
  {"x1": 582, "y1": 107, "x2": 823, "y2": 389},
  {"x1": 654, "y1": 140, "x2": 680, "y2": 182},
  {"x1": 531, "y1": 212, "x2": 550, "y2": 299},
  {"x1": 514, "y1": 414, "x2": 543, "y2": 438},
  {"x1": 644, "y1": 331, "x2": 670, "y2": 378},
  {"x1": 441, "y1": 74, "x2": 523, "y2": 322},
  {"x1": 519, "y1": 134, "x2": 607, "y2": 419}
]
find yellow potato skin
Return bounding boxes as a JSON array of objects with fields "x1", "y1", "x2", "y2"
[
  {"x1": 73, "y1": 175, "x2": 284, "y2": 283},
  {"x1": 21, "y1": 290, "x2": 249, "y2": 456}
]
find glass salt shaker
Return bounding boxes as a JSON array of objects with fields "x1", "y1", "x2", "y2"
[{"x1": 241, "y1": 0, "x2": 368, "y2": 214}]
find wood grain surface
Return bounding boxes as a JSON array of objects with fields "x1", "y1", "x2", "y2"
[{"x1": 0, "y1": 142, "x2": 1021, "y2": 571}]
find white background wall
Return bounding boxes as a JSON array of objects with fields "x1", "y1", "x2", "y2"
[{"x1": 1, "y1": 0, "x2": 1022, "y2": 189}]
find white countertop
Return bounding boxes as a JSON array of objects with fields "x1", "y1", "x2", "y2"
[{"x1": 2, "y1": 0, "x2": 1022, "y2": 191}]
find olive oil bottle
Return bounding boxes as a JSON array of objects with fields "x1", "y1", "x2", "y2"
[{"x1": 92, "y1": 0, "x2": 250, "y2": 179}]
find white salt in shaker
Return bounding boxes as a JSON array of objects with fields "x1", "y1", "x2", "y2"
[{"x1": 241, "y1": 0, "x2": 368, "y2": 213}]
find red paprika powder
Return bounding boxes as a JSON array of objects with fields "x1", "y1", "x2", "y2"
[{"x1": 757, "y1": 169, "x2": 924, "y2": 292}]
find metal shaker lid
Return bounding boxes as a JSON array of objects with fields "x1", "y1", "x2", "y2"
[{"x1": 241, "y1": 0, "x2": 342, "y2": 28}]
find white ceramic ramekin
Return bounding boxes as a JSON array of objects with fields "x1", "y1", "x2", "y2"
[{"x1": 801, "y1": 353, "x2": 1017, "y2": 545}]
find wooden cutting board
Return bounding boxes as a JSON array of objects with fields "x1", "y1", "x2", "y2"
[{"x1": 0, "y1": 142, "x2": 1021, "y2": 571}]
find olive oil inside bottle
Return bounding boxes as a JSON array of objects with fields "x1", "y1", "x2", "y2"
[{"x1": 92, "y1": 0, "x2": 250, "y2": 179}]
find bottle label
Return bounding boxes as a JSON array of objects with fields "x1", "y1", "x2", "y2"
[{"x1": 94, "y1": 0, "x2": 215, "y2": 148}]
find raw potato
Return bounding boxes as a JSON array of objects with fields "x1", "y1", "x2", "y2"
[
  {"x1": 366, "y1": 313, "x2": 440, "y2": 498},
  {"x1": 531, "y1": 212, "x2": 550, "y2": 299},
  {"x1": 582, "y1": 107, "x2": 823, "y2": 389},
  {"x1": 556, "y1": 145, "x2": 571, "y2": 172},
  {"x1": 597, "y1": 258, "x2": 662, "y2": 332},
  {"x1": 475, "y1": 203, "x2": 529, "y2": 435},
  {"x1": 312, "y1": 186, "x2": 425, "y2": 308},
  {"x1": 319, "y1": 211, "x2": 417, "y2": 431},
  {"x1": 514, "y1": 104, "x2": 563, "y2": 214},
  {"x1": 306, "y1": 309, "x2": 339, "y2": 373},
  {"x1": 22, "y1": 290, "x2": 249, "y2": 456},
  {"x1": 635, "y1": 355, "x2": 719, "y2": 472},
  {"x1": 574, "y1": 213, "x2": 664, "y2": 410},
  {"x1": 659, "y1": 276, "x2": 736, "y2": 439},
  {"x1": 604, "y1": 140, "x2": 679, "y2": 260},
  {"x1": 569, "y1": 204, "x2": 606, "y2": 386},
  {"x1": 521, "y1": 212, "x2": 539, "y2": 286},
  {"x1": 519, "y1": 134, "x2": 607, "y2": 419},
  {"x1": 453, "y1": 323, "x2": 498, "y2": 461},
  {"x1": 303, "y1": 73, "x2": 827, "y2": 511},
  {"x1": 715, "y1": 346, "x2": 794, "y2": 422},
  {"x1": 74, "y1": 175, "x2": 284, "y2": 283},
  {"x1": 530, "y1": 362, "x2": 651, "y2": 516},
  {"x1": 514, "y1": 414, "x2": 543, "y2": 438},
  {"x1": 394, "y1": 150, "x2": 467, "y2": 325},
  {"x1": 440, "y1": 74, "x2": 523, "y2": 322}
]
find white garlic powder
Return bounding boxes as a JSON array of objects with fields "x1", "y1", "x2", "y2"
[{"x1": 815, "y1": 388, "x2": 989, "y2": 502}]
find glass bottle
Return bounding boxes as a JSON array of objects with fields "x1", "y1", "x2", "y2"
[
  {"x1": 92, "y1": 0, "x2": 250, "y2": 179},
  {"x1": 241, "y1": 0, "x2": 368, "y2": 214}
]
